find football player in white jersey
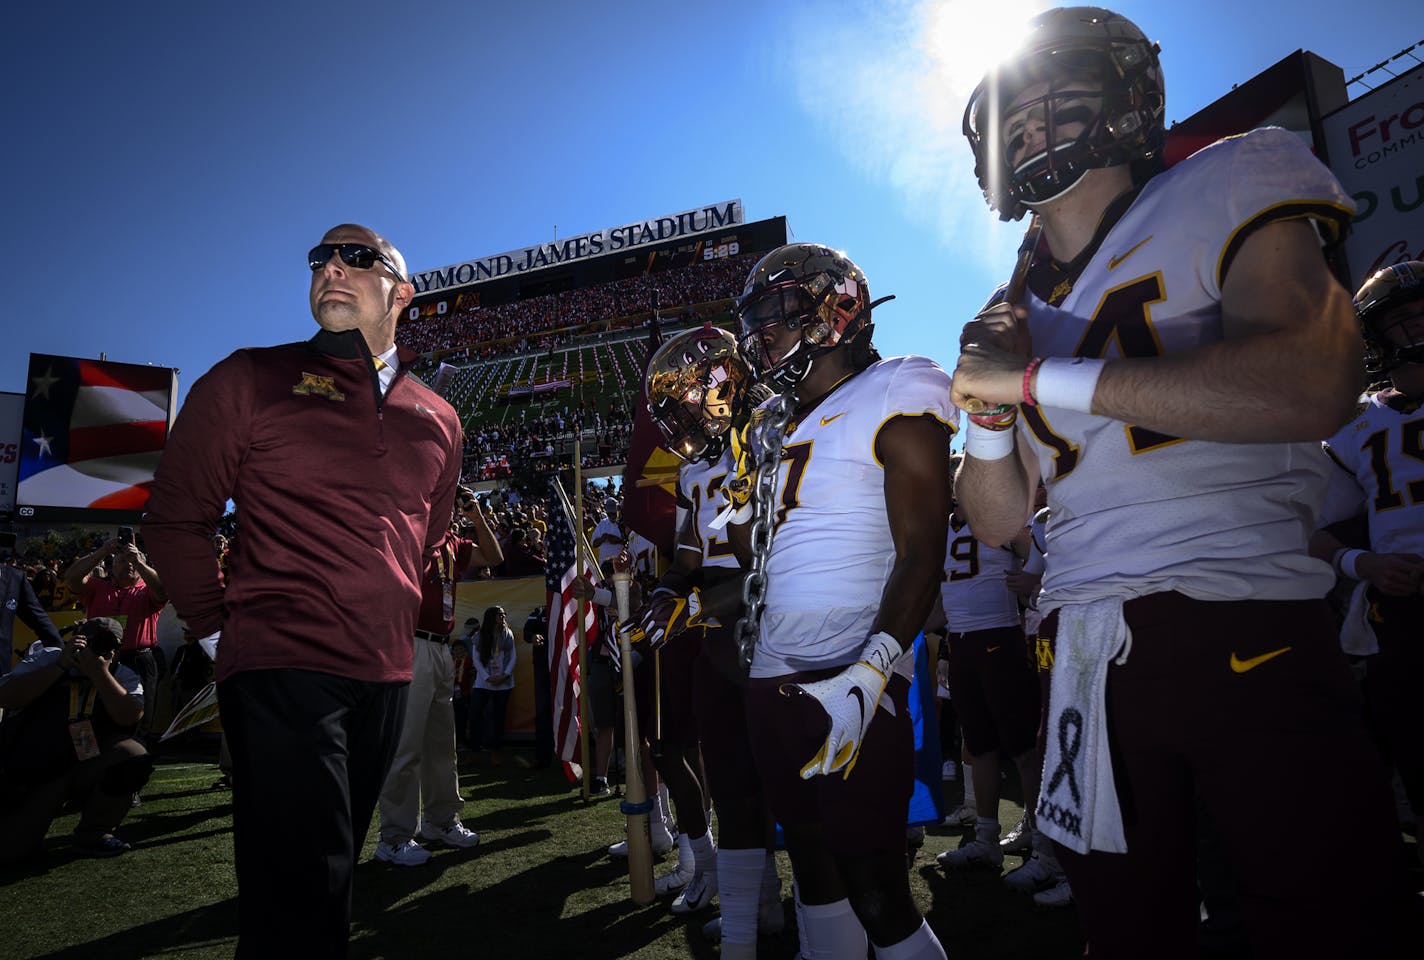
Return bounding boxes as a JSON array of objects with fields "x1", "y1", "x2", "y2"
[
  {"x1": 729, "y1": 243, "x2": 956, "y2": 960},
  {"x1": 626, "y1": 327, "x2": 787, "y2": 953},
  {"x1": 948, "y1": 8, "x2": 1400, "y2": 957},
  {"x1": 1312, "y1": 262, "x2": 1424, "y2": 855},
  {"x1": 934, "y1": 499, "x2": 1064, "y2": 897}
]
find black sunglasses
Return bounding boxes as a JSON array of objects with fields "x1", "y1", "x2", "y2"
[{"x1": 307, "y1": 243, "x2": 405, "y2": 280}]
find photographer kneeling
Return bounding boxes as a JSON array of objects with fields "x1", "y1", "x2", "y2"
[{"x1": 0, "y1": 618, "x2": 152, "y2": 863}]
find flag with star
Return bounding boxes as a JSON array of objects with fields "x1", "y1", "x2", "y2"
[
  {"x1": 18, "y1": 354, "x2": 176, "y2": 520},
  {"x1": 545, "y1": 478, "x2": 598, "y2": 785}
]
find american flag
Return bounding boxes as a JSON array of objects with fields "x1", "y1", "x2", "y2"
[
  {"x1": 18, "y1": 354, "x2": 175, "y2": 512},
  {"x1": 545, "y1": 480, "x2": 598, "y2": 785}
]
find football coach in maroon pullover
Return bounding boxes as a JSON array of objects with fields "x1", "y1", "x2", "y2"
[{"x1": 144, "y1": 223, "x2": 462, "y2": 958}]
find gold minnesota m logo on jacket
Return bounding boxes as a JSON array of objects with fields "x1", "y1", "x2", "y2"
[{"x1": 292, "y1": 373, "x2": 346, "y2": 402}]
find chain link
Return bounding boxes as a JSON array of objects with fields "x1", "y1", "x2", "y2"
[{"x1": 733, "y1": 392, "x2": 795, "y2": 671}]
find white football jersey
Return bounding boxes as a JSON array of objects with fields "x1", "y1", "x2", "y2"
[
  {"x1": 1022, "y1": 508, "x2": 1050, "y2": 637},
  {"x1": 940, "y1": 514, "x2": 1021, "y2": 633},
  {"x1": 1320, "y1": 390, "x2": 1424, "y2": 554},
  {"x1": 676, "y1": 448, "x2": 740, "y2": 570},
  {"x1": 1014, "y1": 128, "x2": 1349, "y2": 611},
  {"x1": 627, "y1": 531, "x2": 658, "y2": 578},
  {"x1": 753, "y1": 355, "x2": 958, "y2": 676}
]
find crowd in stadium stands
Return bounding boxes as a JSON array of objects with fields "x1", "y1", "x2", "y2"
[
  {"x1": 395, "y1": 253, "x2": 756, "y2": 359},
  {"x1": 462, "y1": 411, "x2": 634, "y2": 481}
]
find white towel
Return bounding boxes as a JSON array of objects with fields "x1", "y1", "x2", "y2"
[
  {"x1": 1338, "y1": 580, "x2": 1379, "y2": 658},
  {"x1": 1036, "y1": 597, "x2": 1130, "y2": 855}
]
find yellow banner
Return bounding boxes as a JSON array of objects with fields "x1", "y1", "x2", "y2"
[{"x1": 455, "y1": 575, "x2": 547, "y2": 736}]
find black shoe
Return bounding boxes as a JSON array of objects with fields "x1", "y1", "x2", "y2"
[
  {"x1": 76, "y1": 835, "x2": 131, "y2": 858},
  {"x1": 590, "y1": 777, "x2": 611, "y2": 797}
]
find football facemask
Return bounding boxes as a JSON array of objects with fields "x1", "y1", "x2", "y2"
[
  {"x1": 1356, "y1": 261, "x2": 1424, "y2": 374},
  {"x1": 964, "y1": 6, "x2": 1164, "y2": 221}
]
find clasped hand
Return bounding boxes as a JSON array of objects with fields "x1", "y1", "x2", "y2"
[{"x1": 951, "y1": 302, "x2": 1033, "y2": 412}]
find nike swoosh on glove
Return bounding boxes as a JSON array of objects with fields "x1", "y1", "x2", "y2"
[
  {"x1": 710, "y1": 424, "x2": 756, "y2": 530},
  {"x1": 620, "y1": 587, "x2": 706, "y2": 650},
  {"x1": 783, "y1": 632, "x2": 904, "y2": 780}
]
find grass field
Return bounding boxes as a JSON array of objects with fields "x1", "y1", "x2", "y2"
[
  {"x1": 3, "y1": 744, "x2": 1095, "y2": 960},
  {"x1": 9, "y1": 743, "x2": 1422, "y2": 960}
]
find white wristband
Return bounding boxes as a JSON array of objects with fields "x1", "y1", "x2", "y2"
[
  {"x1": 859, "y1": 631, "x2": 905, "y2": 675},
  {"x1": 591, "y1": 587, "x2": 613, "y2": 607},
  {"x1": 965, "y1": 421, "x2": 1016, "y2": 461},
  {"x1": 1034, "y1": 357, "x2": 1105, "y2": 413},
  {"x1": 1335, "y1": 548, "x2": 1365, "y2": 580}
]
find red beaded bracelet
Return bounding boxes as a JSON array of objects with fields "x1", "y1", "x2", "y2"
[{"x1": 1022, "y1": 358, "x2": 1043, "y2": 407}]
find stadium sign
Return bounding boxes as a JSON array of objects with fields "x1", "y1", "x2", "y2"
[
  {"x1": 1322, "y1": 64, "x2": 1424, "y2": 288},
  {"x1": 411, "y1": 200, "x2": 745, "y2": 294}
]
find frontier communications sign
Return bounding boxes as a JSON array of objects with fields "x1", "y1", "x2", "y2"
[
  {"x1": 411, "y1": 199, "x2": 745, "y2": 294},
  {"x1": 1322, "y1": 65, "x2": 1424, "y2": 289}
]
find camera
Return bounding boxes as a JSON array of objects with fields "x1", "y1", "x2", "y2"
[
  {"x1": 118, "y1": 526, "x2": 134, "y2": 546},
  {"x1": 64, "y1": 618, "x2": 124, "y2": 658},
  {"x1": 86, "y1": 628, "x2": 121, "y2": 659}
]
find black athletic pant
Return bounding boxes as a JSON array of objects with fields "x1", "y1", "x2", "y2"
[
  {"x1": 118, "y1": 647, "x2": 158, "y2": 741},
  {"x1": 218, "y1": 669, "x2": 407, "y2": 960}
]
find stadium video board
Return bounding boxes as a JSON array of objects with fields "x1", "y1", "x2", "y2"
[{"x1": 15, "y1": 354, "x2": 178, "y2": 523}]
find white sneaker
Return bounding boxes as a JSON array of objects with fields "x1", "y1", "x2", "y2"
[
  {"x1": 671, "y1": 866, "x2": 718, "y2": 914},
  {"x1": 1003, "y1": 853, "x2": 1062, "y2": 893},
  {"x1": 999, "y1": 815, "x2": 1031, "y2": 854},
  {"x1": 650, "y1": 819, "x2": 676, "y2": 855},
  {"x1": 608, "y1": 823, "x2": 676, "y2": 859},
  {"x1": 937, "y1": 838, "x2": 1004, "y2": 871},
  {"x1": 375, "y1": 839, "x2": 431, "y2": 866},
  {"x1": 655, "y1": 862, "x2": 694, "y2": 896},
  {"x1": 1033, "y1": 878, "x2": 1074, "y2": 908},
  {"x1": 941, "y1": 804, "x2": 977, "y2": 827},
  {"x1": 941, "y1": 760, "x2": 958, "y2": 781},
  {"x1": 419, "y1": 819, "x2": 480, "y2": 849}
]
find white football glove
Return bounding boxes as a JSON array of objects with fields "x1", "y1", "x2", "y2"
[{"x1": 784, "y1": 632, "x2": 904, "y2": 780}]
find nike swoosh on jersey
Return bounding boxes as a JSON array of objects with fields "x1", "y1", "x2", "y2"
[
  {"x1": 820, "y1": 412, "x2": 847, "y2": 426},
  {"x1": 985, "y1": 645, "x2": 1001, "y2": 654},
  {"x1": 1108, "y1": 235, "x2": 1153, "y2": 270},
  {"x1": 1229, "y1": 646, "x2": 1292, "y2": 673}
]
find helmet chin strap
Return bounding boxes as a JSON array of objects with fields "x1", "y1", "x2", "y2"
[
  {"x1": 699, "y1": 432, "x2": 727, "y2": 463},
  {"x1": 770, "y1": 340, "x2": 814, "y2": 393}
]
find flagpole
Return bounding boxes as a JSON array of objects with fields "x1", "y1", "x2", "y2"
[
  {"x1": 573, "y1": 435, "x2": 593, "y2": 802},
  {"x1": 551, "y1": 474, "x2": 604, "y2": 591}
]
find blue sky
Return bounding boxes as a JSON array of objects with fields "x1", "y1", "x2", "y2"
[{"x1": 3, "y1": 0, "x2": 1415, "y2": 406}]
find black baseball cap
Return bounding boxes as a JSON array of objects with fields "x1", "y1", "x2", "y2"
[{"x1": 79, "y1": 617, "x2": 124, "y2": 646}]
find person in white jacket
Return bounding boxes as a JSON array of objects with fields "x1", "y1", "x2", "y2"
[{"x1": 468, "y1": 606, "x2": 517, "y2": 765}]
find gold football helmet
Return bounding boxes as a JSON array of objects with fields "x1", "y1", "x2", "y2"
[
  {"x1": 735, "y1": 243, "x2": 884, "y2": 392},
  {"x1": 645, "y1": 325, "x2": 768, "y2": 463}
]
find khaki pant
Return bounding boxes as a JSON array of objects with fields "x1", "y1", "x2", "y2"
[
  {"x1": 0, "y1": 736, "x2": 148, "y2": 863},
  {"x1": 377, "y1": 637, "x2": 462, "y2": 843}
]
